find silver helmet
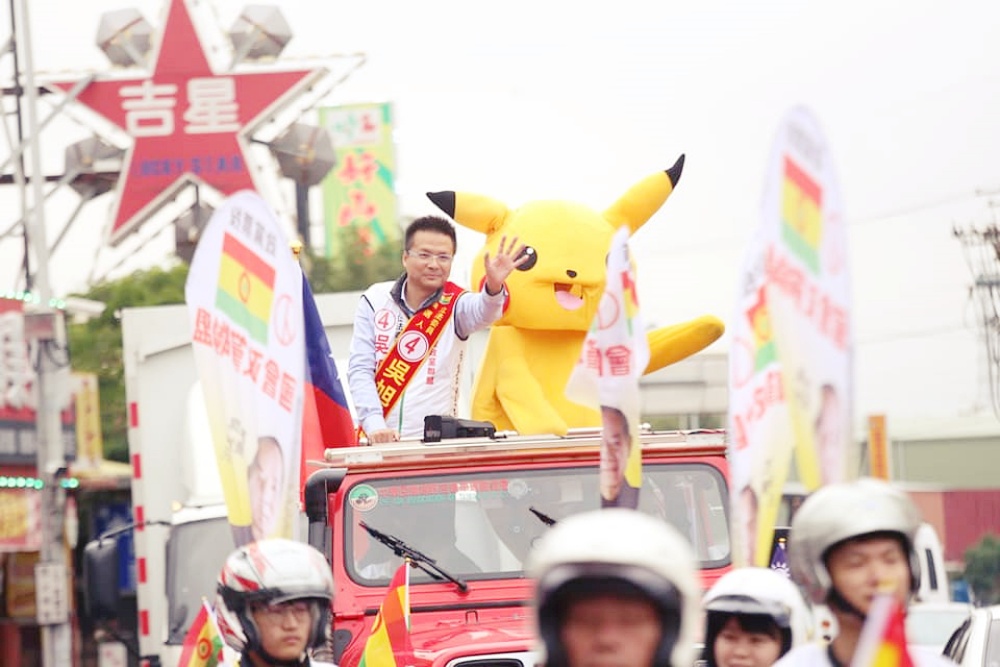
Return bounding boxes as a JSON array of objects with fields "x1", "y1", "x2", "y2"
[
  {"x1": 527, "y1": 509, "x2": 701, "y2": 667},
  {"x1": 215, "y1": 538, "x2": 334, "y2": 655},
  {"x1": 787, "y1": 478, "x2": 921, "y2": 605},
  {"x1": 702, "y1": 567, "x2": 813, "y2": 665}
]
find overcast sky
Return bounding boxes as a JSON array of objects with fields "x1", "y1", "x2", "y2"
[{"x1": 2, "y1": 0, "x2": 999, "y2": 434}]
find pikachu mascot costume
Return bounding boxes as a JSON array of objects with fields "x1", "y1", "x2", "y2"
[{"x1": 428, "y1": 155, "x2": 724, "y2": 435}]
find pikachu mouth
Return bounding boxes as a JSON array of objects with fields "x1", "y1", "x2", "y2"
[{"x1": 553, "y1": 282, "x2": 585, "y2": 311}]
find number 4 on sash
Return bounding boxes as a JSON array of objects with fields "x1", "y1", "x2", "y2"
[{"x1": 404, "y1": 336, "x2": 421, "y2": 355}]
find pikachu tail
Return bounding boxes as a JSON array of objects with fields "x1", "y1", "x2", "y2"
[{"x1": 643, "y1": 315, "x2": 725, "y2": 374}]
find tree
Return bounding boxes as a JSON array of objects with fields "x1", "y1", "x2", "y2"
[
  {"x1": 964, "y1": 533, "x2": 1000, "y2": 605},
  {"x1": 307, "y1": 225, "x2": 403, "y2": 292},
  {"x1": 66, "y1": 264, "x2": 189, "y2": 461}
]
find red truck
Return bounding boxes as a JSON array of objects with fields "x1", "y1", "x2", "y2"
[
  {"x1": 303, "y1": 427, "x2": 733, "y2": 666},
  {"x1": 82, "y1": 426, "x2": 731, "y2": 665}
]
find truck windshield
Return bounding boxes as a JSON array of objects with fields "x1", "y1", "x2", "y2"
[
  {"x1": 344, "y1": 463, "x2": 729, "y2": 586},
  {"x1": 165, "y1": 516, "x2": 235, "y2": 644}
]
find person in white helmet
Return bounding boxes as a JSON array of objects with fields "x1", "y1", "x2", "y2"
[
  {"x1": 774, "y1": 478, "x2": 956, "y2": 667},
  {"x1": 702, "y1": 567, "x2": 812, "y2": 667},
  {"x1": 526, "y1": 508, "x2": 701, "y2": 667},
  {"x1": 215, "y1": 539, "x2": 336, "y2": 667}
]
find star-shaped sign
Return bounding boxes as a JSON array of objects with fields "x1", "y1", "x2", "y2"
[{"x1": 52, "y1": 0, "x2": 324, "y2": 245}]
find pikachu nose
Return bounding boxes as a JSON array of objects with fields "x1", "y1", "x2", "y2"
[{"x1": 566, "y1": 270, "x2": 577, "y2": 278}]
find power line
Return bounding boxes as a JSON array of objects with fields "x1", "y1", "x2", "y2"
[
  {"x1": 851, "y1": 190, "x2": 991, "y2": 226},
  {"x1": 640, "y1": 188, "x2": 996, "y2": 258},
  {"x1": 855, "y1": 323, "x2": 976, "y2": 346}
]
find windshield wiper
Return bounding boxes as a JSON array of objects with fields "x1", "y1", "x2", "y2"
[
  {"x1": 359, "y1": 521, "x2": 468, "y2": 593},
  {"x1": 529, "y1": 506, "x2": 557, "y2": 527},
  {"x1": 168, "y1": 603, "x2": 189, "y2": 642}
]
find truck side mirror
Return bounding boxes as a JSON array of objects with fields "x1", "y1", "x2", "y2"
[{"x1": 83, "y1": 538, "x2": 120, "y2": 620}]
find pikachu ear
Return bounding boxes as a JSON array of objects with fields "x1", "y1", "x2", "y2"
[
  {"x1": 427, "y1": 191, "x2": 510, "y2": 235},
  {"x1": 603, "y1": 154, "x2": 685, "y2": 235}
]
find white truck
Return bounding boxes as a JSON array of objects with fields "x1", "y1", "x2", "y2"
[{"x1": 84, "y1": 292, "x2": 362, "y2": 667}]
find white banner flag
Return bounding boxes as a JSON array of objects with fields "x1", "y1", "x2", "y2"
[
  {"x1": 185, "y1": 190, "x2": 305, "y2": 545},
  {"x1": 566, "y1": 226, "x2": 649, "y2": 509},
  {"x1": 728, "y1": 106, "x2": 853, "y2": 565}
]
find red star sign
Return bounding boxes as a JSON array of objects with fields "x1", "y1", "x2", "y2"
[{"x1": 52, "y1": 0, "x2": 323, "y2": 245}]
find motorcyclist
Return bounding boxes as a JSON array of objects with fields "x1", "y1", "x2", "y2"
[
  {"x1": 702, "y1": 567, "x2": 812, "y2": 667},
  {"x1": 526, "y1": 508, "x2": 701, "y2": 667},
  {"x1": 774, "y1": 478, "x2": 956, "y2": 667},
  {"x1": 215, "y1": 538, "x2": 336, "y2": 667}
]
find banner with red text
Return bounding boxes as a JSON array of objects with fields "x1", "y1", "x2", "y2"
[
  {"x1": 320, "y1": 103, "x2": 399, "y2": 258},
  {"x1": 728, "y1": 106, "x2": 852, "y2": 566},
  {"x1": 565, "y1": 226, "x2": 649, "y2": 509},
  {"x1": 186, "y1": 190, "x2": 305, "y2": 546}
]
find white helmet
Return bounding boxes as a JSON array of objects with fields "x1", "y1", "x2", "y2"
[
  {"x1": 526, "y1": 509, "x2": 700, "y2": 667},
  {"x1": 215, "y1": 539, "x2": 334, "y2": 657},
  {"x1": 788, "y1": 478, "x2": 921, "y2": 606},
  {"x1": 702, "y1": 567, "x2": 812, "y2": 665}
]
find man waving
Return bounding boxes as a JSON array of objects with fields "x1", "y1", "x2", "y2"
[{"x1": 348, "y1": 215, "x2": 526, "y2": 443}]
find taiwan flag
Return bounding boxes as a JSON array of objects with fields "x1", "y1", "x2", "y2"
[{"x1": 300, "y1": 272, "x2": 355, "y2": 498}]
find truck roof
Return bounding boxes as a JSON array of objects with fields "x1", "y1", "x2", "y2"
[{"x1": 315, "y1": 428, "x2": 728, "y2": 473}]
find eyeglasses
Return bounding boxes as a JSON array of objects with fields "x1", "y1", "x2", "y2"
[
  {"x1": 251, "y1": 600, "x2": 312, "y2": 623},
  {"x1": 406, "y1": 250, "x2": 454, "y2": 265}
]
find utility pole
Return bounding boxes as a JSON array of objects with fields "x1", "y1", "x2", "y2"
[
  {"x1": 12, "y1": 0, "x2": 72, "y2": 664},
  {"x1": 5, "y1": 0, "x2": 29, "y2": 290}
]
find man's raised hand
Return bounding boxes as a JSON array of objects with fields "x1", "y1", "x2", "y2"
[{"x1": 483, "y1": 235, "x2": 529, "y2": 295}]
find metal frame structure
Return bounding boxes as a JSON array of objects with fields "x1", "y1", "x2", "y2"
[
  {"x1": 0, "y1": 3, "x2": 366, "y2": 665},
  {"x1": 0, "y1": 1, "x2": 366, "y2": 295},
  {"x1": 954, "y1": 205, "x2": 1000, "y2": 420}
]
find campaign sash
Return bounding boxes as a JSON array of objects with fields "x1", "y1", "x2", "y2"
[{"x1": 374, "y1": 281, "x2": 465, "y2": 418}]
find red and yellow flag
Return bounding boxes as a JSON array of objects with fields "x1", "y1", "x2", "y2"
[
  {"x1": 177, "y1": 599, "x2": 225, "y2": 667},
  {"x1": 747, "y1": 285, "x2": 776, "y2": 371},
  {"x1": 780, "y1": 155, "x2": 823, "y2": 274},
  {"x1": 852, "y1": 593, "x2": 914, "y2": 667},
  {"x1": 215, "y1": 231, "x2": 276, "y2": 343},
  {"x1": 359, "y1": 562, "x2": 414, "y2": 667}
]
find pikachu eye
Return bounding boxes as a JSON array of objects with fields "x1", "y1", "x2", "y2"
[{"x1": 516, "y1": 246, "x2": 537, "y2": 271}]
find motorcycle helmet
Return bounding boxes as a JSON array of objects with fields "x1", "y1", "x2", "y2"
[
  {"x1": 527, "y1": 509, "x2": 700, "y2": 667},
  {"x1": 215, "y1": 539, "x2": 334, "y2": 660},
  {"x1": 787, "y1": 478, "x2": 921, "y2": 606},
  {"x1": 702, "y1": 567, "x2": 812, "y2": 665}
]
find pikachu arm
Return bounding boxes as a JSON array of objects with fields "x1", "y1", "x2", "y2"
[
  {"x1": 494, "y1": 359, "x2": 570, "y2": 437},
  {"x1": 643, "y1": 315, "x2": 725, "y2": 375}
]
